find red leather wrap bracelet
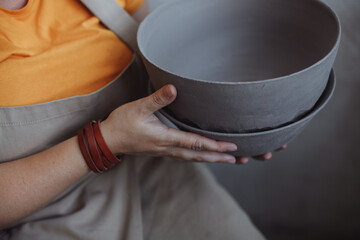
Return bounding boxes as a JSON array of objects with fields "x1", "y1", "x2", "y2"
[{"x1": 77, "y1": 120, "x2": 122, "y2": 173}]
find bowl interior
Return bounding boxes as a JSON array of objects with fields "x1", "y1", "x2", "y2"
[{"x1": 138, "y1": 0, "x2": 339, "y2": 82}]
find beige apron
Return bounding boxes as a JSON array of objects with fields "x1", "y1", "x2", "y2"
[{"x1": 0, "y1": 1, "x2": 265, "y2": 239}]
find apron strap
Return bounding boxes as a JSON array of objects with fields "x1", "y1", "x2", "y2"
[{"x1": 80, "y1": 0, "x2": 139, "y2": 51}]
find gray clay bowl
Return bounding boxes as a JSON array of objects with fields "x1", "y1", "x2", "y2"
[
  {"x1": 138, "y1": 0, "x2": 340, "y2": 133},
  {"x1": 153, "y1": 70, "x2": 336, "y2": 157}
]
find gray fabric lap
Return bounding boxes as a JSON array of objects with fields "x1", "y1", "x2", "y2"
[{"x1": 137, "y1": 156, "x2": 265, "y2": 240}]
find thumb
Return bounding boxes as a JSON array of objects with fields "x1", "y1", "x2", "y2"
[{"x1": 142, "y1": 84, "x2": 177, "y2": 114}]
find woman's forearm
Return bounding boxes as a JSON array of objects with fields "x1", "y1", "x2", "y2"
[{"x1": 0, "y1": 136, "x2": 90, "y2": 229}]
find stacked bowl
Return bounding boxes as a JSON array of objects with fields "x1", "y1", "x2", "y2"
[{"x1": 137, "y1": 0, "x2": 340, "y2": 156}]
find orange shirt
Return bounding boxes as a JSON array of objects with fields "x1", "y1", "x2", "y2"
[{"x1": 0, "y1": 0, "x2": 144, "y2": 107}]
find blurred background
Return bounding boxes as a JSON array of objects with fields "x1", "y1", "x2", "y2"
[{"x1": 148, "y1": 0, "x2": 360, "y2": 239}]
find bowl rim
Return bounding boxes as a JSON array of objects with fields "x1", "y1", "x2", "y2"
[
  {"x1": 137, "y1": 0, "x2": 341, "y2": 85},
  {"x1": 154, "y1": 69, "x2": 336, "y2": 136}
]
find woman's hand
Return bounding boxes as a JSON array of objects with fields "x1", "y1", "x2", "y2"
[
  {"x1": 100, "y1": 84, "x2": 287, "y2": 165},
  {"x1": 100, "y1": 84, "x2": 239, "y2": 164}
]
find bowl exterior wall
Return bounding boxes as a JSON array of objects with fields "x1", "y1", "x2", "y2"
[
  {"x1": 141, "y1": 45, "x2": 338, "y2": 133},
  {"x1": 203, "y1": 121, "x2": 310, "y2": 156},
  {"x1": 155, "y1": 108, "x2": 311, "y2": 156},
  {"x1": 153, "y1": 69, "x2": 335, "y2": 157}
]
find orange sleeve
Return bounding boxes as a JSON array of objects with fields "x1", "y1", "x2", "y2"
[{"x1": 115, "y1": 0, "x2": 145, "y2": 15}]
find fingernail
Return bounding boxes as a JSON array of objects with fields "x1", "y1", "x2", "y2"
[
  {"x1": 225, "y1": 156, "x2": 236, "y2": 164},
  {"x1": 164, "y1": 85, "x2": 175, "y2": 100},
  {"x1": 264, "y1": 153, "x2": 272, "y2": 160},
  {"x1": 240, "y1": 158, "x2": 249, "y2": 164},
  {"x1": 228, "y1": 159, "x2": 236, "y2": 164},
  {"x1": 227, "y1": 144, "x2": 237, "y2": 152}
]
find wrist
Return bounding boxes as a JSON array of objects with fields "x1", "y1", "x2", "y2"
[
  {"x1": 77, "y1": 120, "x2": 122, "y2": 173},
  {"x1": 99, "y1": 120, "x2": 120, "y2": 155}
]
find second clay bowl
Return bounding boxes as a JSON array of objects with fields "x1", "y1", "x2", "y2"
[{"x1": 153, "y1": 70, "x2": 336, "y2": 157}]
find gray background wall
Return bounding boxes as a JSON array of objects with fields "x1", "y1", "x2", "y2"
[{"x1": 147, "y1": 0, "x2": 360, "y2": 239}]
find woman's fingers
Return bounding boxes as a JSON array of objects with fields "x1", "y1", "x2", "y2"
[
  {"x1": 252, "y1": 144, "x2": 288, "y2": 161},
  {"x1": 236, "y1": 157, "x2": 249, "y2": 165},
  {"x1": 275, "y1": 144, "x2": 288, "y2": 151},
  {"x1": 164, "y1": 128, "x2": 237, "y2": 153},
  {"x1": 141, "y1": 84, "x2": 177, "y2": 115},
  {"x1": 253, "y1": 152, "x2": 273, "y2": 161},
  {"x1": 168, "y1": 147, "x2": 236, "y2": 164}
]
